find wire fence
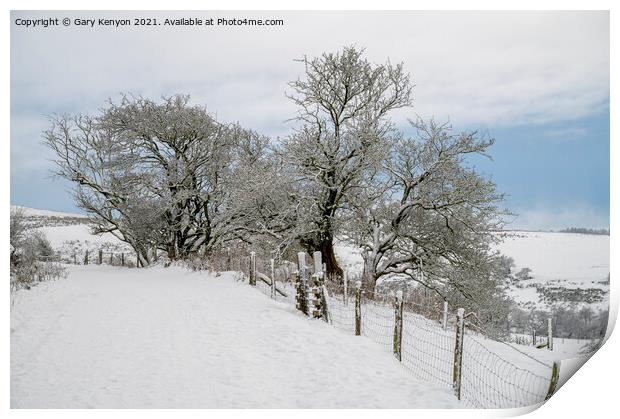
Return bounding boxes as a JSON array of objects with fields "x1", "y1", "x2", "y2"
[
  {"x1": 239, "y1": 252, "x2": 558, "y2": 409},
  {"x1": 52, "y1": 247, "x2": 558, "y2": 409}
]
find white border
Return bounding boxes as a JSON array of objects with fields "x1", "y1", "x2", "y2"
[{"x1": 2, "y1": 1, "x2": 616, "y2": 418}]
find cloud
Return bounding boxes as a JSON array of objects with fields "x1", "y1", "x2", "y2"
[
  {"x1": 11, "y1": 11, "x2": 609, "y2": 127},
  {"x1": 506, "y1": 205, "x2": 610, "y2": 231},
  {"x1": 10, "y1": 10, "x2": 610, "y2": 212}
]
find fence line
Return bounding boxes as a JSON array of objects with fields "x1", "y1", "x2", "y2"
[{"x1": 237, "y1": 251, "x2": 559, "y2": 409}]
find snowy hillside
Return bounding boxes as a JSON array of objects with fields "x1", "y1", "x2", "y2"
[
  {"x1": 11, "y1": 205, "x2": 87, "y2": 219},
  {"x1": 10, "y1": 206, "x2": 600, "y2": 408},
  {"x1": 495, "y1": 231, "x2": 609, "y2": 310},
  {"x1": 11, "y1": 265, "x2": 459, "y2": 408},
  {"x1": 12, "y1": 205, "x2": 133, "y2": 260}
]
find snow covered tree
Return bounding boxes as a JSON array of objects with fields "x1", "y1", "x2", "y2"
[
  {"x1": 44, "y1": 95, "x2": 249, "y2": 264},
  {"x1": 344, "y1": 118, "x2": 508, "y2": 304},
  {"x1": 283, "y1": 46, "x2": 413, "y2": 277}
]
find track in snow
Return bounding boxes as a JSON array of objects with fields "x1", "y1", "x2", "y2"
[{"x1": 11, "y1": 265, "x2": 459, "y2": 408}]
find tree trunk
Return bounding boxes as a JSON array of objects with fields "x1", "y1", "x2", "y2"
[
  {"x1": 319, "y1": 239, "x2": 343, "y2": 279},
  {"x1": 362, "y1": 257, "x2": 378, "y2": 299}
]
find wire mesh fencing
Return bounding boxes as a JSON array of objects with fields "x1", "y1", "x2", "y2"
[{"x1": 233, "y1": 252, "x2": 559, "y2": 409}]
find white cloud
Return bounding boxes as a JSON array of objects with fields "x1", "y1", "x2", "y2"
[
  {"x1": 10, "y1": 10, "x2": 609, "y2": 170},
  {"x1": 507, "y1": 206, "x2": 610, "y2": 231}
]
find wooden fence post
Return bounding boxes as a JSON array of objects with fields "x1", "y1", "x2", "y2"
[
  {"x1": 355, "y1": 281, "x2": 362, "y2": 336},
  {"x1": 313, "y1": 251, "x2": 323, "y2": 276},
  {"x1": 453, "y1": 307, "x2": 465, "y2": 400},
  {"x1": 110, "y1": 253, "x2": 113, "y2": 265},
  {"x1": 296, "y1": 252, "x2": 308, "y2": 315},
  {"x1": 320, "y1": 283, "x2": 330, "y2": 323},
  {"x1": 249, "y1": 251, "x2": 256, "y2": 286},
  {"x1": 121, "y1": 252, "x2": 125, "y2": 267},
  {"x1": 98, "y1": 249, "x2": 103, "y2": 265},
  {"x1": 547, "y1": 318, "x2": 554, "y2": 350},
  {"x1": 227, "y1": 247, "x2": 231, "y2": 271},
  {"x1": 443, "y1": 300, "x2": 449, "y2": 331},
  {"x1": 393, "y1": 290, "x2": 403, "y2": 361},
  {"x1": 84, "y1": 250, "x2": 89, "y2": 265},
  {"x1": 545, "y1": 361, "x2": 561, "y2": 401},
  {"x1": 270, "y1": 258, "x2": 276, "y2": 300},
  {"x1": 309, "y1": 251, "x2": 324, "y2": 319},
  {"x1": 532, "y1": 330, "x2": 537, "y2": 346}
]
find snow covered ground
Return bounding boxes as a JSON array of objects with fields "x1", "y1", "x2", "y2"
[
  {"x1": 10, "y1": 265, "x2": 459, "y2": 408},
  {"x1": 10, "y1": 206, "x2": 606, "y2": 408},
  {"x1": 495, "y1": 231, "x2": 609, "y2": 310}
]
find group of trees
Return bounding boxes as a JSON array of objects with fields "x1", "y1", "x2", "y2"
[
  {"x1": 510, "y1": 305, "x2": 608, "y2": 341},
  {"x1": 44, "y1": 46, "x2": 509, "y2": 311}
]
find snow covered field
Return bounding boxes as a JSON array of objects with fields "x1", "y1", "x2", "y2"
[
  {"x1": 10, "y1": 265, "x2": 459, "y2": 408},
  {"x1": 495, "y1": 231, "x2": 609, "y2": 310}
]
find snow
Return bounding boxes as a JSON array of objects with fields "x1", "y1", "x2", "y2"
[
  {"x1": 495, "y1": 231, "x2": 609, "y2": 285},
  {"x1": 10, "y1": 265, "x2": 460, "y2": 408},
  {"x1": 40, "y1": 224, "x2": 126, "y2": 249},
  {"x1": 11, "y1": 205, "x2": 86, "y2": 219}
]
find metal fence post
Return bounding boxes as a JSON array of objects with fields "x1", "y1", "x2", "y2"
[
  {"x1": 249, "y1": 251, "x2": 256, "y2": 286},
  {"x1": 355, "y1": 281, "x2": 362, "y2": 336},
  {"x1": 453, "y1": 307, "x2": 465, "y2": 400},
  {"x1": 343, "y1": 270, "x2": 348, "y2": 306},
  {"x1": 393, "y1": 290, "x2": 403, "y2": 361},
  {"x1": 270, "y1": 258, "x2": 276, "y2": 299},
  {"x1": 547, "y1": 317, "x2": 554, "y2": 350},
  {"x1": 443, "y1": 300, "x2": 449, "y2": 331}
]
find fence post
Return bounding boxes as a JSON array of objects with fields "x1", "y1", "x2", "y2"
[
  {"x1": 110, "y1": 253, "x2": 113, "y2": 265},
  {"x1": 84, "y1": 250, "x2": 89, "y2": 265},
  {"x1": 453, "y1": 307, "x2": 465, "y2": 400},
  {"x1": 226, "y1": 247, "x2": 231, "y2": 271},
  {"x1": 355, "y1": 281, "x2": 362, "y2": 336},
  {"x1": 545, "y1": 361, "x2": 561, "y2": 401},
  {"x1": 73, "y1": 252, "x2": 77, "y2": 265},
  {"x1": 270, "y1": 258, "x2": 276, "y2": 299},
  {"x1": 443, "y1": 299, "x2": 449, "y2": 331},
  {"x1": 309, "y1": 251, "x2": 323, "y2": 319},
  {"x1": 249, "y1": 251, "x2": 256, "y2": 286},
  {"x1": 313, "y1": 251, "x2": 323, "y2": 276},
  {"x1": 343, "y1": 271, "x2": 348, "y2": 306},
  {"x1": 320, "y1": 283, "x2": 330, "y2": 323},
  {"x1": 532, "y1": 330, "x2": 537, "y2": 346},
  {"x1": 98, "y1": 249, "x2": 103, "y2": 265},
  {"x1": 121, "y1": 252, "x2": 125, "y2": 267},
  {"x1": 296, "y1": 252, "x2": 308, "y2": 315},
  {"x1": 393, "y1": 290, "x2": 403, "y2": 361},
  {"x1": 547, "y1": 317, "x2": 553, "y2": 350}
]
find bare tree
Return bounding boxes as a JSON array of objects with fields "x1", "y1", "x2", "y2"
[{"x1": 283, "y1": 46, "x2": 413, "y2": 276}]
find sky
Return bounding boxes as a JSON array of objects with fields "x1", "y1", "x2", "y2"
[{"x1": 10, "y1": 10, "x2": 610, "y2": 230}]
